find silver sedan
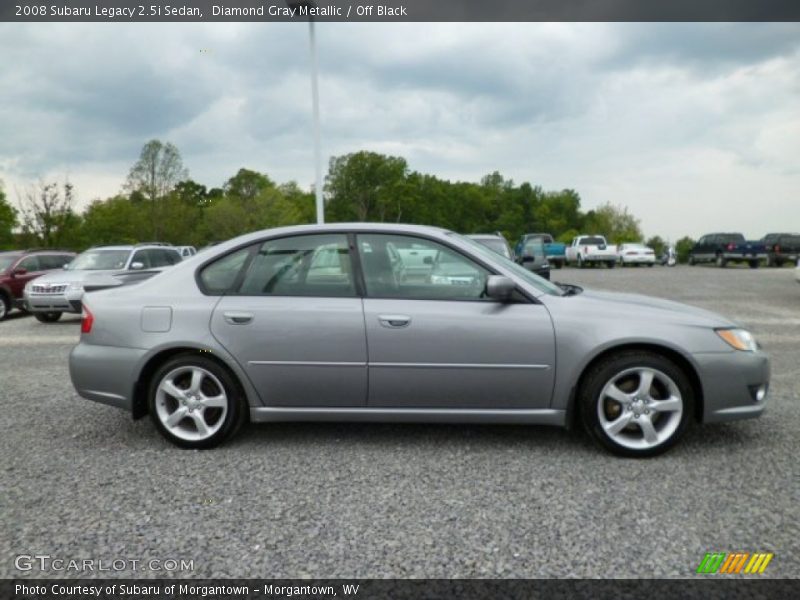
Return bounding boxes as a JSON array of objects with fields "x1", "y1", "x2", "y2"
[{"x1": 69, "y1": 223, "x2": 770, "y2": 457}]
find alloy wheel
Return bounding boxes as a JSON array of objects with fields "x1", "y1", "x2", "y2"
[
  {"x1": 597, "y1": 367, "x2": 684, "y2": 451},
  {"x1": 154, "y1": 366, "x2": 229, "y2": 442}
]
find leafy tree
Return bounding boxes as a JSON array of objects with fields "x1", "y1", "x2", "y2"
[
  {"x1": 325, "y1": 151, "x2": 408, "y2": 221},
  {"x1": 675, "y1": 236, "x2": 696, "y2": 264},
  {"x1": 0, "y1": 181, "x2": 18, "y2": 249},
  {"x1": 16, "y1": 179, "x2": 82, "y2": 248},
  {"x1": 645, "y1": 235, "x2": 667, "y2": 257},
  {"x1": 81, "y1": 196, "x2": 151, "y2": 246},
  {"x1": 125, "y1": 140, "x2": 188, "y2": 239},
  {"x1": 224, "y1": 169, "x2": 274, "y2": 204},
  {"x1": 582, "y1": 203, "x2": 643, "y2": 244}
]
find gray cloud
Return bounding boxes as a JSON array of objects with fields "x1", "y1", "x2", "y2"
[{"x1": 0, "y1": 22, "x2": 798, "y2": 239}]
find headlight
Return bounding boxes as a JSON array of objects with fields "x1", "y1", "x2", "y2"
[
  {"x1": 716, "y1": 328, "x2": 758, "y2": 352},
  {"x1": 68, "y1": 282, "x2": 83, "y2": 291}
]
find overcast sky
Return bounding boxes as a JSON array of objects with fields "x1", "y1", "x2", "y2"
[{"x1": 0, "y1": 22, "x2": 798, "y2": 240}]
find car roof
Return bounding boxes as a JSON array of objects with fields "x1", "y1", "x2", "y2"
[{"x1": 467, "y1": 234, "x2": 504, "y2": 240}]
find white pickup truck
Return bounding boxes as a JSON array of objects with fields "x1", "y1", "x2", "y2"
[{"x1": 565, "y1": 235, "x2": 618, "y2": 268}]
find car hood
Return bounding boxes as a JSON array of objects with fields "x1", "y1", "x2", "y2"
[
  {"x1": 550, "y1": 288, "x2": 738, "y2": 328},
  {"x1": 29, "y1": 269, "x2": 126, "y2": 285}
]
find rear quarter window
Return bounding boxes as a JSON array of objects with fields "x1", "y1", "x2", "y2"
[{"x1": 198, "y1": 247, "x2": 253, "y2": 294}]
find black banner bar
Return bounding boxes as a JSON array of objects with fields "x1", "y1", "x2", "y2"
[
  {"x1": 3, "y1": 0, "x2": 800, "y2": 23},
  {"x1": 4, "y1": 579, "x2": 798, "y2": 600}
]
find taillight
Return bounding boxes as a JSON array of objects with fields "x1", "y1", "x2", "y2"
[
  {"x1": 775, "y1": 245, "x2": 781, "y2": 254},
  {"x1": 81, "y1": 304, "x2": 94, "y2": 334},
  {"x1": 727, "y1": 242, "x2": 736, "y2": 251}
]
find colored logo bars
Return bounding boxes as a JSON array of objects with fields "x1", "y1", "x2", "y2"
[{"x1": 697, "y1": 552, "x2": 773, "y2": 574}]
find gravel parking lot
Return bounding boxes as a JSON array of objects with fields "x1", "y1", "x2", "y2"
[{"x1": 2, "y1": 265, "x2": 798, "y2": 579}]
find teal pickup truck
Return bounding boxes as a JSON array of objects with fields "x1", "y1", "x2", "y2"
[{"x1": 514, "y1": 233, "x2": 566, "y2": 269}]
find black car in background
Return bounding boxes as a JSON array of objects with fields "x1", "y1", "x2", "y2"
[
  {"x1": 688, "y1": 233, "x2": 766, "y2": 268},
  {"x1": 762, "y1": 232, "x2": 800, "y2": 267}
]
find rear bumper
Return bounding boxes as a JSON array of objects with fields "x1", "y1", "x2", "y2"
[
  {"x1": 694, "y1": 350, "x2": 770, "y2": 423},
  {"x1": 721, "y1": 252, "x2": 767, "y2": 260},
  {"x1": 621, "y1": 256, "x2": 655, "y2": 264},
  {"x1": 69, "y1": 342, "x2": 146, "y2": 411}
]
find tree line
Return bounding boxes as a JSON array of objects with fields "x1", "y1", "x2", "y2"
[{"x1": 0, "y1": 141, "x2": 697, "y2": 260}]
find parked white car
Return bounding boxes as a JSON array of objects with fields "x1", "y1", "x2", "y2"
[
  {"x1": 565, "y1": 235, "x2": 618, "y2": 268},
  {"x1": 617, "y1": 243, "x2": 656, "y2": 267}
]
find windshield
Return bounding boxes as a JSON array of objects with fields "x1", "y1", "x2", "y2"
[
  {"x1": 66, "y1": 249, "x2": 131, "y2": 271},
  {"x1": 472, "y1": 237, "x2": 511, "y2": 258},
  {"x1": 0, "y1": 255, "x2": 20, "y2": 272},
  {"x1": 449, "y1": 232, "x2": 564, "y2": 296}
]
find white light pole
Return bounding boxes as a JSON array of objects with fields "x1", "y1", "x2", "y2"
[
  {"x1": 287, "y1": 1, "x2": 324, "y2": 224},
  {"x1": 308, "y1": 18, "x2": 324, "y2": 224}
]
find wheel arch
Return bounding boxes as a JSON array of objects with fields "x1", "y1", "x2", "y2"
[
  {"x1": 565, "y1": 342, "x2": 705, "y2": 429},
  {"x1": 132, "y1": 345, "x2": 252, "y2": 420}
]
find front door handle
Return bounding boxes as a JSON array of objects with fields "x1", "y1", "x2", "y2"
[
  {"x1": 378, "y1": 314, "x2": 411, "y2": 328},
  {"x1": 223, "y1": 311, "x2": 253, "y2": 325}
]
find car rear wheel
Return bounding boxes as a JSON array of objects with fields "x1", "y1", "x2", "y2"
[
  {"x1": 688, "y1": 256, "x2": 696, "y2": 266},
  {"x1": 577, "y1": 255, "x2": 585, "y2": 269},
  {"x1": 580, "y1": 351, "x2": 694, "y2": 457},
  {"x1": 749, "y1": 260, "x2": 760, "y2": 269},
  {"x1": 34, "y1": 311, "x2": 62, "y2": 323},
  {"x1": 607, "y1": 260, "x2": 616, "y2": 269},
  {"x1": 148, "y1": 355, "x2": 247, "y2": 449},
  {"x1": 716, "y1": 254, "x2": 727, "y2": 268}
]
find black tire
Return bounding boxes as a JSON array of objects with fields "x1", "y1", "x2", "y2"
[
  {"x1": 775, "y1": 259, "x2": 783, "y2": 268},
  {"x1": 688, "y1": 256, "x2": 696, "y2": 266},
  {"x1": 607, "y1": 260, "x2": 616, "y2": 269},
  {"x1": 554, "y1": 260, "x2": 563, "y2": 270},
  {"x1": 579, "y1": 350, "x2": 695, "y2": 458},
  {"x1": 749, "y1": 260, "x2": 759, "y2": 269},
  {"x1": 0, "y1": 293, "x2": 10, "y2": 321},
  {"x1": 34, "y1": 311, "x2": 62, "y2": 323},
  {"x1": 647, "y1": 263, "x2": 654, "y2": 267},
  {"x1": 715, "y1": 254, "x2": 727, "y2": 268},
  {"x1": 148, "y1": 354, "x2": 248, "y2": 449},
  {"x1": 577, "y1": 255, "x2": 585, "y2": 269}
]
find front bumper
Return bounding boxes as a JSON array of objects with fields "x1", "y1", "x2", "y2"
[
  {"x1": 69, "y1": 342, "x2": 147, "y2": 411},
  {"x1": 694, "y1": 350, "x2": 770, "y2": 423},
  {"x1": 24, "y1": 289, "x2": 82, "y2": 313}
]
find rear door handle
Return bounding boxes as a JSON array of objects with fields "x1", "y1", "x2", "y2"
[
  {"x1": 378, "y1": 314, "x2": 411, "y2": 328},
  {"x1": 223, "y1": 311, "x2": 253, "y2": 325}
]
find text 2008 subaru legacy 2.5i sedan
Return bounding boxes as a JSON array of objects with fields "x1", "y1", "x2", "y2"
[{"x1": 69, "y1": 224, "x2": 770, "y2": 457}]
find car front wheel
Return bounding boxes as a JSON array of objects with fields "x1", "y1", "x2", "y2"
[
  {"x1": 148, "y1": 355, "x2": 247, "y2": 449},
  {"x1": 34, "y1": 311, "x2": 62, "y2": 323},
  {"x1": 0, "y1": 294, "x2": 9, "y2": 320},
  {"x1": 580, "y1": 351, "x2": 694, "y2": 457}
]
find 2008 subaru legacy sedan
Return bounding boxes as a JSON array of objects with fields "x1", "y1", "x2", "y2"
[{"x1": 69, "y1": 223, "x2": 770, "y2": 457}]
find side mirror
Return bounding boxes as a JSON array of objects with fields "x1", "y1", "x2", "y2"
[
  {"x1": 130, "y1": 262, "x2": 144, "y2": 270},
  {"x1": 423, "y1": 256, "x2": 433, "y2": 265},
  {"x1": 12, "y1": 267, "x2": 27, "y2": 277},
  {"x1": 486, "y1": 275, "x2": 515, "y2": 301}
]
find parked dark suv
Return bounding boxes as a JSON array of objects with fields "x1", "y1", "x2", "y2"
[
  {"x1": 762, "y1": 232, "x2": 800, "y2": 267},
  {"x1": 0, "y1": 249, "x2": 76, "y2": 320}
]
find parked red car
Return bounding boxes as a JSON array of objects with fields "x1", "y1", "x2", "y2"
[{"x1": 0, "y1": 249, "x2": 76, "y2": 320}]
